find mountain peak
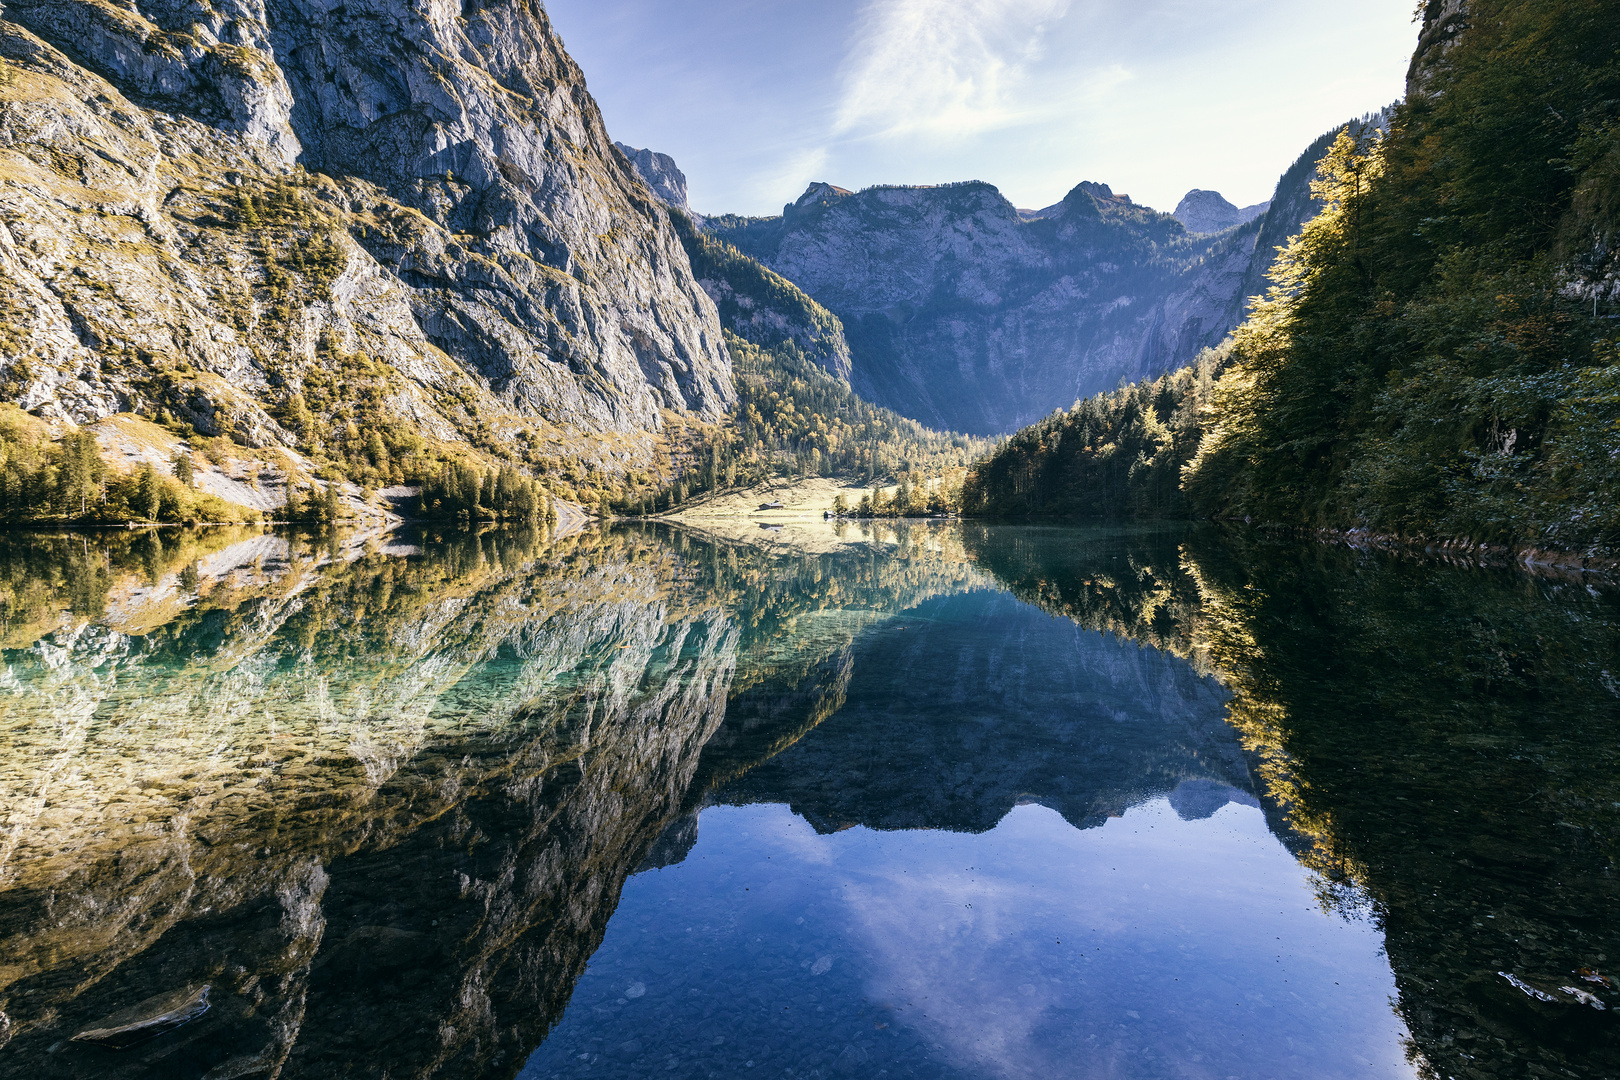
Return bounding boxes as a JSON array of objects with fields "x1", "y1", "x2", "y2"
[
  {"x1": 793, "y1": 182, "x2": 855, "y2": 210},
  {"x1": 1075, "y1": 180, "x2": 1129, "y2": 203},
  {"x1": 1173, "y1": 190, "x2": 1271, "y2": 234}
]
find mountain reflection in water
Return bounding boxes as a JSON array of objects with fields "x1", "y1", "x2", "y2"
[{"x1": 0, "y1": 522, "x2": 1613, "y2": 1079}]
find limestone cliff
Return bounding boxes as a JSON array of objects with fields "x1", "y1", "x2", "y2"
[
  {"x1": 669, "y1": 208, "x2": 853, "y2": 381},
  {"x1": 614, "y1": 142, "x2": 689, "y2": 212},
  {"x1": 0, "y1": 0, "x2": 731, "y2": 468},
  {"x1": 706, "y1": 133, "x2": 1376, "y2": 436},
  {"x1": 710, "y1": 180, "x2": 1262, "y2": 434},
  {"x1": 1408, "y1": 0, "x2": 1470, "y2": 95}
]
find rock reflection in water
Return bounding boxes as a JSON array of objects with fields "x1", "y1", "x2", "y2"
[
  {"x1": 0, "y1": 525, "x2": 744, "y2": 1078},
  {"x1": 5, "y1": 520, "x2": 1616, "y2": 1079},
  {"x1": 715, "y1": 588, "x2": 1245, "y2": 833},
  {"x1": 0, "y1": 522, "x2": 981, "y2": 1078},
  {"x1": 524, "y1": 550, "x2": 1410, "y2": 1080}
]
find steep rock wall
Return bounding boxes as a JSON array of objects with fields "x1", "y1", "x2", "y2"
[
  {"x1": 0, "y1": 0, "x2": 731, "y2": 458},
  {"x1": 712, "y1": 181, "x2": 1259, "y2": 434}
]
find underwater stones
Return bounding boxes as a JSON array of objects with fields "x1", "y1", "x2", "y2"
[
  {"x1": 834, "y1": 1042, "x2": 869, "y2": 1074},
  {"x1": 70, "y1": 985, "x2": 211, "y2": 1050}
]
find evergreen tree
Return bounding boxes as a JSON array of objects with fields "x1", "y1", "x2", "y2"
[{"x1": 134, "y1": 463, "x2": 161, "y2": 521}]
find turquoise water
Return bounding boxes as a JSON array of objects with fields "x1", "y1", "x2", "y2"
[{"x1": 0, "y1": 523, "x2": 1614, "y2": 1078}]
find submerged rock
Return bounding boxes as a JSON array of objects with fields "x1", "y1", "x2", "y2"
[{"x1": 71, "y1": 986, "x2": 210, "y2": 1050}]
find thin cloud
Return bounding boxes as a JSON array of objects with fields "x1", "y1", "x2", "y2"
[
  {"x1": 833, "y1": 0, "x2": 1074, "y2": 140},
  {"x1": 738, "y1": 145, "x2": 833, "y2": 211}
]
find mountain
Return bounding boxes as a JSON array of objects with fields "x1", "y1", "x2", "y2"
[
  {"x1": 615, "y1": 142, "x2": 691, "y2": 212},
  {"x1": 610, "y1": 148, "x2": 852, "y2": 382},
  {"x1": 701, "y1": 181, "x2": 1229, "y2": 434},
  {"x1": 965, "y1": 0, "x2": 1620, "y2": 559},
  {"x1": 954, "y1": 119, "x2": 1393, "y2": 522},
  {"x1": 1172, "y1": 189, "x2": 1271, "y2": 234},
  {"x1": 612, "y1": 149, "x2": 984, "y2": 499},
  {"x1": 0, "y1": 0, "x2": 730, "y2": 490},
  {"x1": 704, "y1": 166, "x2": 1336, "y2": 436},
  {"x1": 668, "y1": 210, "x2": 853, "y2": 381}
]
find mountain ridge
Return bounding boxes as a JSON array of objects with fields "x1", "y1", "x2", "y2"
[
  {"x1": 698, "y1": 161, "x2": 1334, "y2": 435},
  {"x1": 1173, "y1": 189, "x2": 1272, "y2": 234}
]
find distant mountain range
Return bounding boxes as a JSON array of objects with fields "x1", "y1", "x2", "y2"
[{"x1": 625, "y1": 142, "x2": 1357, "y2": 435}]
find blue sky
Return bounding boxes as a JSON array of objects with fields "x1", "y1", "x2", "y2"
[{"x1": 541, "y1": 0, "x2": 1415, "y2": 218}]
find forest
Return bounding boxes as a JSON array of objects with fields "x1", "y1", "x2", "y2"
[
  {"x1": 965, "y1": 0, "x2": 1620, "y2": 553},
  {"x1": 609, "y1": 332, "x2": 986, "y2": 516},
  {"x1": 0, "y1": 406, "x2": 258, "y2": 525},
  {"x1": 959, "y1": 346, "x2": 1222, "y2": 519}
]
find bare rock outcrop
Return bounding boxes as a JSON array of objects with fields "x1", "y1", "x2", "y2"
[
  {"x1": 1172, "y1": 189, "x2": 1271, "y2": 235},
  {"x1": 711, "y1": 180, "x2": 1257, "y2": 433},
  {"x1": 0, "y1": 0, "x2": 732, "y2": 467},
  {"x1": 615, "y1": 142, "x2": 690, "y2": 211}
]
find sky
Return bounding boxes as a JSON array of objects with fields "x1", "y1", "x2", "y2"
[{"x1": 541, "y1": 0, "x2": 1417, "y2": 218}]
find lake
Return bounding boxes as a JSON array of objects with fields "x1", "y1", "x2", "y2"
[{"x1": 0, "y1": 522, "x2": 1614, "y2": 1079}]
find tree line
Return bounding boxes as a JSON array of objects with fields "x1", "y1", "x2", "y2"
[
  {"x1": 959, "y1": 348, "x2": 1222, "y2": 519},
  {"x1": 0, "y1": 408, "x2": 257, "y2": 525},
  {"x1": 418, "y1": 459, "x2": 558, "y2": 524}
]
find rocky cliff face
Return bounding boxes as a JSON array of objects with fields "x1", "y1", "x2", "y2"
[
  {"x1": 708, "y1": 180, "x2": 1268, "y2": 434},
  {"x1": 669, "y1": 209, "x2": 854, "y2": 381},
  {"x1": 0, "y1": 0, "x2": 731, "y2": 463},
  {"x1": 704, "y1": 123, "x2": 1383, "y2": 436},
  {"x1": 615, "y1": 142, "x2": 689, "y2": 212},
  {"x1": 1408, "y1": 0, "x2": 1470, "y2": 95}
]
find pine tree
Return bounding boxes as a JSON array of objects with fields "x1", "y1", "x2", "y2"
[
  {"x1": 135, "y1": 462, "x2": 161, "y2": 521},
  {"x1": 57, "y1": 431, "x2": 105, "y2": 517}
]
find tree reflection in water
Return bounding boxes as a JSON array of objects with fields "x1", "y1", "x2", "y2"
[{"x1": 0, "y1": 522, "x2": 1612, "y2": 1078}]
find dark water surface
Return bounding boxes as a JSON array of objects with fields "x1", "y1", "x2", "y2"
[{"x1": 0, "y1": 522, "x2": 1614, "y2": 1079}]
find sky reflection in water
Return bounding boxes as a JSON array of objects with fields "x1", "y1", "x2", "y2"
[
  {"x1": 1, "y1": 522, "x2": 1614, "y2": 1080},
  {"x1": 524, "y1": 568, "x2": 1414, "y2": 1080},
  {"x1": 525, "y1": 800, "x2": 1411, "y2": 1080}
]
